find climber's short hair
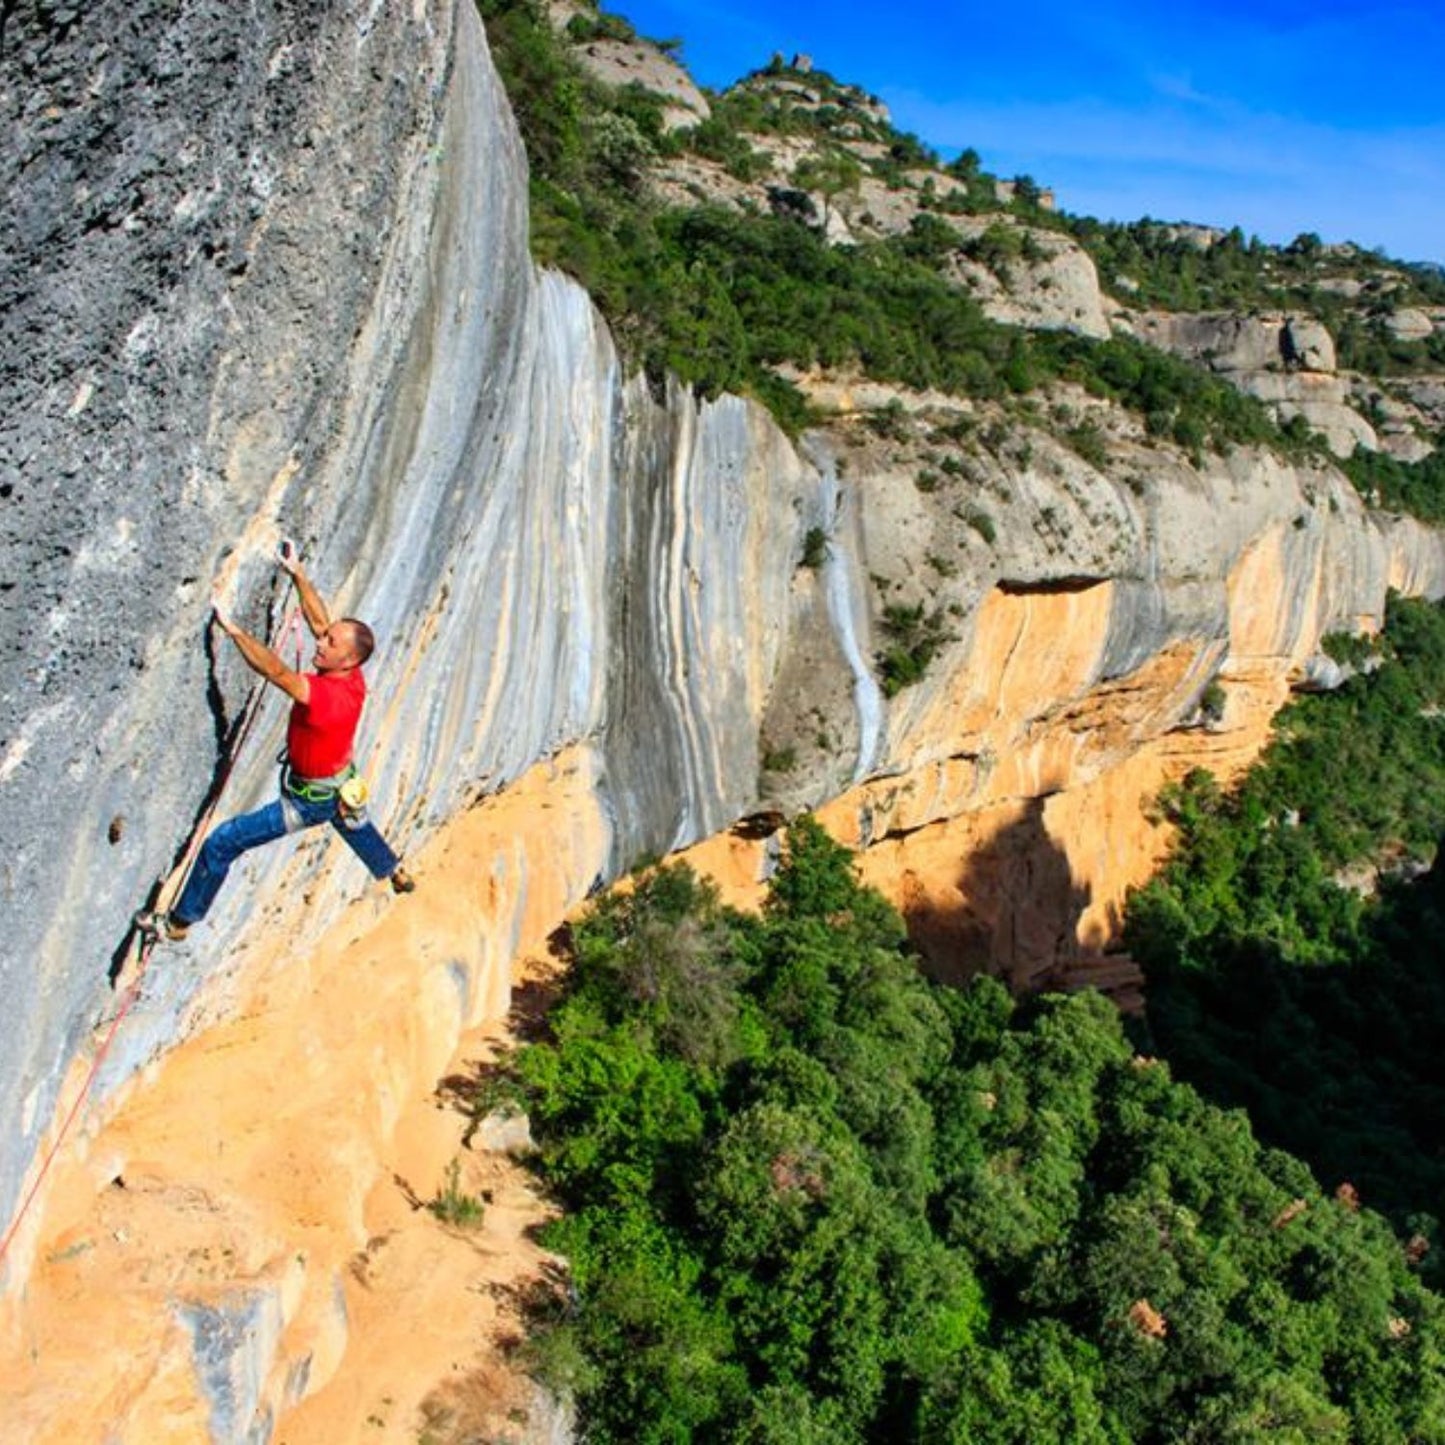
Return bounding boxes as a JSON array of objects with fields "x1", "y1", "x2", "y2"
[{"x1": 340, "y1": 618, "x2": 375, "y2": 665}]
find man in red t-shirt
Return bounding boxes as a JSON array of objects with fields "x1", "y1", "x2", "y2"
[{"x1": 137, "y1": 546, "x2": 414, "y2": 942}]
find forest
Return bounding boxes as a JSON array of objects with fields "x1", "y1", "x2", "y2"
[
  {"x1": 503, "y1": 802, "x2": 1445, "y2": 1441},
  {"x1": 1127, "y1": 595, "x2": 1445, "y2": 1247},
  {"x1": 493, "y1": 595, "x2": 1445, "y2": 1440}
]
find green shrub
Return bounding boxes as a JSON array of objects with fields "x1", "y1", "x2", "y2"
[
  {"x1": 428, "y1": 1159, "x2": 486, "y2": 1227},
  {"x1": 1321, "y1": 628, "x2": 1382, "y2": 668},
  {"x1": 965, "y1": 220, "x2": 1024, "y2": 273},
  {"x1": 563, "y1": 7, "x2": 636, "y2": 43},
  {"x1": 761, "y1": 743, "x2": 797, "y2": 772},
  {"x1": 867, "y1": 399, "x2": 910, "y2": 439},
  {"x1": 964, "y1": 507, "x2": 996, "y2": 544},
  {"x1": 1064, "y1": 420, "x2": 1109, "y2": 469},
  {"x1": 1345, "y1": 443, "x2": 1445, "y2": 524},
  {"x1": 1198, "y1": 678, "x2": 1226, "y2": 720},
  {"x1": 875, "y1": 601, "x2": 954, "y2": 696}
]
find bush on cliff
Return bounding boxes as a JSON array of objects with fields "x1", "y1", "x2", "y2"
[
  {"x1": 511, "y1": 818, "x2": 1445, "y2": 1441},
  {"x1": 1344, "y1": 444, "x2": 1445, "y2": 525}
]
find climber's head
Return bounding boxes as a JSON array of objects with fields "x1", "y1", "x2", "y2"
[{"x1": 314, "y1": 618, "x2": 375, "y2": 673}]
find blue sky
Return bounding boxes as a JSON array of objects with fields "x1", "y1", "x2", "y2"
[{"x1": 611, "y1": 0, "x2": 1445, "y2": 265}]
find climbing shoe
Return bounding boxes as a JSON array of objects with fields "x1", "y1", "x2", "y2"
[
  {"x1": 133, "y1": 908, "x2": 190, "y2": 943},
  {"x1": 389, "y1": 866, "x2": 416, "y2": 895}
]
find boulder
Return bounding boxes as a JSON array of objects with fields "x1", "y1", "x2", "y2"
[
  {"x1": 1282, "y1": 316, "x2": 1336, "y2": 373},
  {"x1": 1126, "y1": 311, "x2": 1373, "y2": 455},
  {"x1": 1128, "y1": 312, "x2": 1287, "y2": 373},
  {"x1": 1387, "y1": 307, "x2": 1435, "y2": 342},
  {"x1": 471, "y1": 1109, "x2": 535, "y2": 1156},
  {"x1": 573, "y1": 38, "x2": 710, "y2": 132}
]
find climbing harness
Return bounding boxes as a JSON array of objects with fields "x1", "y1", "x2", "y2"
[
  {"x1": 281, "y1": 758, "x2": 359, "y2": 804},
  {"x1": 0, "y1": 581, "x2": 302, "y2": 1278},
  {"x1": 278, "y1": 760, "x2": 371, "y2": 833}
]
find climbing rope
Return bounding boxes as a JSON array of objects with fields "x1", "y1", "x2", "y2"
[{"x1": 0, "y1": 586, "x2": 303, "y2": 1279}]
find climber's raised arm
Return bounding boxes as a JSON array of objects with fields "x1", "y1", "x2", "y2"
[{"x1": 278, "y1": 539, "x2": 331, "y2": 638}]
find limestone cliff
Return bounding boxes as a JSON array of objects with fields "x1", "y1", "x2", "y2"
[{"x1": 4, "y1": 1, "x2": 1445, "y2": 1439}]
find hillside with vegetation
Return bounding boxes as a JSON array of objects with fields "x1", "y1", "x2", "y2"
[
  {"x1": 1127, "y1": 594, "x2": 1445, "y2": 1244},
  {"x1": 481, "y1": 0, "x2": 1444, "y2": 501}
]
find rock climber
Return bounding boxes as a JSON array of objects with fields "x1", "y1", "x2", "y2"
[{"x1": 136, "y1": 543, "x2": 414, "y2": 943}]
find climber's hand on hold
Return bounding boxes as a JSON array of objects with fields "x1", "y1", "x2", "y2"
[{"x1": 211, "y1": 592, "x2": 237, "y2": 637}]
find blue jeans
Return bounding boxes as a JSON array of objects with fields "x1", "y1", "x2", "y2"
[{"x1": 172, "y1": 791, "x2": 400, "y2": 926}]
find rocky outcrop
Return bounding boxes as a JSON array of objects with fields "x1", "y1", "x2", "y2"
[
  {"x1": 642, "y1": 65, "x2": 1113, "y2": 339},
  {"x1": 948, "y1": 224, "x2": 1113, "y2": 338},
  {"x1": 1124, "y1": 309, "x2": 1378, "y2": 456},
  {"x1": 1350, "y1": 378, "x2": 1436, "y2": 462},
  {"x1": 1397, "y1": 376, "x2": 1445, "y2": 433},
  {"x1": 572, "y1": 37, "x2": 709, "y2": 131},
  {"x1": 993, "y1": 178, "x2": 1056, "y2": 210},
  {"x1": 1387, "y1": 307, "x2": 1437, "y2": 342},
  {"x1": 5, "y1": 0, "x2": 1445, "y2": 1438},
  {"x1": 1280, "y1": 316, "x2": 1335, "y2": 371}
]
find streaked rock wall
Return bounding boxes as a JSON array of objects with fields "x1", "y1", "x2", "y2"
[{"x1": 0, "y1": 0, "x2": 455, "y2": 1255}]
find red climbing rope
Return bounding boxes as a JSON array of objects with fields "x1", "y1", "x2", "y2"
[{"x1": 0, "y1": 598, "x2": 302, "y2": 1279}]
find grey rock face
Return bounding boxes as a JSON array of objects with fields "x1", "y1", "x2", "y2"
[
  {"x1": 180, "y1": 1288, "x2": 283, "y2": 1445},
  {"x1": 1128, "y1": 311, "x2": 1318, "y2": 374},
  {"x1": 1127, "y1": 312, "x2": 1273, "y2": 372},
  {"x1": 951, "y1": 227, "x2": 1112, "y2": 339},
  {"x1": 472, "y1": 1108, "x2": 535, "y2": 1156},
  {"x1": 1293, "y1": 653, "x2": 1348, "y2": 692},
  {"x1": 571, "y1": 36, "x2": 711, "y2": 131},
  {"x1": 1397, "y1": 377, "x2": 1445, "y2": 434},
  {"x1": 0, "y1": 0, "x2": 825, "y2": 1243},
  {"x1": 1388, "y1": 307, "x2": 1436, "y2": 342},
  {"x1": 1, "y1": 0, "x2": 454, "y2": 1239},
  {"x1": 1125, "y1": 309, "x2": 1377, "y2": 457},
  {"x1": 1281, "y1": 317, "x2": 1336, "y2": 372}
]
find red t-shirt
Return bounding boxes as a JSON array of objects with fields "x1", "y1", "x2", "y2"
[{"x1": 287, "y1": 668, "x2": 366, "y2": 779}]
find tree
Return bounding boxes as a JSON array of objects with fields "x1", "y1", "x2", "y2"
[
  {"x1": 946, "y1": 146, "x2": 981, "y2": 180},
  {"x1": 791, "y1": 147, "x2": 862, "y2": 231}
]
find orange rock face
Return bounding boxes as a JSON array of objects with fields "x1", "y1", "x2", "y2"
[
  {"x1": 690, "y1": 572, "x2": 1297, "y2": 998},
  {"x1": 0, "y1": 749, "x2": 607, "y2": 1444}
]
